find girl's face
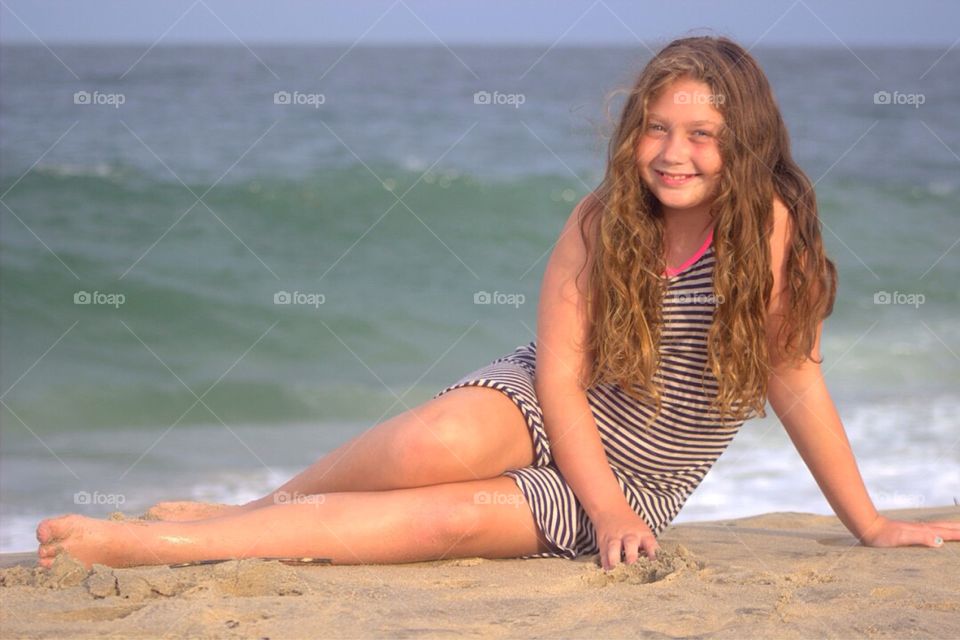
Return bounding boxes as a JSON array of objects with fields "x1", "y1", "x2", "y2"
[{"x1": 635, "y1": 77, "x2": 724, "y2": 216}]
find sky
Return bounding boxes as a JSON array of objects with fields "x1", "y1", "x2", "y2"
[{"x1": 0, "y1": 0, "x2": 957, "y2": 47}]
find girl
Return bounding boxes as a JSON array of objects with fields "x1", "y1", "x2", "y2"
[{"x1": 36, "y1": 36, "x2": 958, "y2": 571}]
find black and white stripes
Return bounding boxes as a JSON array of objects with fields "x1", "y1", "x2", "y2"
[{"x1": 433, "y1": 243, "x2": 743, "y2": 559}]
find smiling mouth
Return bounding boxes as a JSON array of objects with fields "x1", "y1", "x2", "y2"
[{"x1": 655, "y1": 170, "x2": 700, "y2": 185}]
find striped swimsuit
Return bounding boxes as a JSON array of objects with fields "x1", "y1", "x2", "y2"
[{"x1": 432, "y1": 230, "x2": 745, "y2": 559}]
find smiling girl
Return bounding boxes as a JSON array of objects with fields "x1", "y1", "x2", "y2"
[{"x1": 37, "y1": 36, "x2": 958, "y2": 571}]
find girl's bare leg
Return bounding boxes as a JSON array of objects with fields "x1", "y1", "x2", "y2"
[
  {"x1": 38, "y1": 476, "x2": 551, "y2": 569},
  {"x1": 146, "y1": 386, "x2": 535, "y2": 521}
]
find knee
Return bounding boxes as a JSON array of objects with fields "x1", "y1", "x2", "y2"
[
  {"x1": 391, "y1": 410, "x2": 481, "y2": 480},
  {"x1": 416, "y1": 495, "x2": 484, "y2": 546}
]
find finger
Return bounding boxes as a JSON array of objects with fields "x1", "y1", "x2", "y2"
[
  {"x1": 644, "y1": 538, "x2": 658, "y2": 561},
  {"x1": 904, "y1": 525, "x2": 944, "y2": 548},
  {"x1": 621, "y1": 535, "x2": 640, "y2": 566},
  {"x1": 928, "y1": 526, "x2": 960, "y2": 545},
  {"x1": 915, "y1": 522, "x2": 960, "y2": 545},
  {"x1": 604, "y1": 540, "x2": 622, "y2": 571},
  {"x1": 915, "y1": 521, "x2": 960, "y2": 532}
]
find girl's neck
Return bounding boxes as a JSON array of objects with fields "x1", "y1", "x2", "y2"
[{"x1": 661, "y1": 205, "x2": 714, "y2": 245}]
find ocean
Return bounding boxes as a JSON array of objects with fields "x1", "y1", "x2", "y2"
[{"x1": 1, "y1": 44, "x2": 957, "y2": 552}]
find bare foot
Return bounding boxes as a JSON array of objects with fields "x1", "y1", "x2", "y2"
[
  {"x1": 143, "y1": 500, "x2": 239, "y2": 521},
  {"x1": 36, "y1": 514, "x2": 151, "y2": 570}
]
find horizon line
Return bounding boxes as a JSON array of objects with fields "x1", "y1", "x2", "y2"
[{"x1": 0, "y1": 39, "x2": 952, "y2": 49}]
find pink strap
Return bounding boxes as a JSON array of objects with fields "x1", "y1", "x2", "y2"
[{"x1": 665, "y1": 228, "x2": 714, "y2": 277}]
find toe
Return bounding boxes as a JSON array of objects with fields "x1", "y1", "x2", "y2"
[
  {"x1": 36, "y1": 521, "x2": 49, "y2": 544},
  {"x1": 37, "y1": 513, "x2": 77, "y2": 543}
]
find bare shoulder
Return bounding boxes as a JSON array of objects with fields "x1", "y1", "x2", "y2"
[
  {"x1": 766, "y1": 195, "x2": 824, "y2": 368},
  {"x1": 765, "y1": 196, "x2": 793, "y2": 355},
  {"x1": 768, "y1": 195, "x2": 793, "y2": 313},
  {"x1": 564, "y1": 193, "x2": 601, "y2": 244},
  {"x1": 536, "y1": 194, "x2": 601, "y2": 388},
  {"x1": 552, "y1": 193, "x2": 601, "y2": 282},
  {"x1": 770, "y1": 196, "x2": 792, "y2": 256}
]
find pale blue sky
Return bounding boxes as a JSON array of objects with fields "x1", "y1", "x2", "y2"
[{"x1": 1, "y1": 0, "x2": 957, "y2": 46}]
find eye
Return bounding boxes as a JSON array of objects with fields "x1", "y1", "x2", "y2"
[
  {"x1": 692, "y1": 129, "x2": 712, "y2": 137},
  {"x1": 647, "y1": 123, "x2": 667, "y2": 133}
]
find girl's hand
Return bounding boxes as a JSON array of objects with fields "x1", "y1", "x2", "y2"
[
  {"x1": 593, "y1": 508, "x2": 659, "y2": 570},
  {"x1": 860, "y1": 515, "x2": 960, "y2": 548}
]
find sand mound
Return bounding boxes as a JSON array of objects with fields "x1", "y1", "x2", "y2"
[{"x1": 579, "y1": 543, "x2": 704, "y2": 587}]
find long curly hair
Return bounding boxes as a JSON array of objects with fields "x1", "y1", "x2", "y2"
[{"x1": 576, "y1": 35, "x2": 837, "y2": 428}]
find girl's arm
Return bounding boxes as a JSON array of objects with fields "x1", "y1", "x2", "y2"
[
  {"x1": 767, "y1": 343, "x2": 958, "y2": 547},
  {"x1": 535, "y1": 196, "x2": 659, "y2": 566},
  {"x1": 766, "y1": 200, "x2": 958, "y2": 548},
  {"x1": 768, "y1": 350, "x2": 881, "y2": 540}
]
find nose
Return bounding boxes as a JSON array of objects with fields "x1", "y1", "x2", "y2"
[{"x1": 660, "y1": 128, "x2": 690, "y2": 165}]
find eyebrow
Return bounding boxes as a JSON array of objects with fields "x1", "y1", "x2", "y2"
[{"x1": 647, "y1": 114, "x2": 722, "y2": 127}]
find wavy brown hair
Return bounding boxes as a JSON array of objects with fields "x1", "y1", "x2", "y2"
[{"x1": 576, "y1": 35, "x2": 837, "y2": 428}]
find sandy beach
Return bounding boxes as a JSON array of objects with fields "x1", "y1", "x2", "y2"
[{"x1": 1, "y1": 505, "x2": 956, "y2": 639}]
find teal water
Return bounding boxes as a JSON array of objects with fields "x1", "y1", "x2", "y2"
[{"x1": 1, "y1": 45, "x2": 958, "y2": 551}]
